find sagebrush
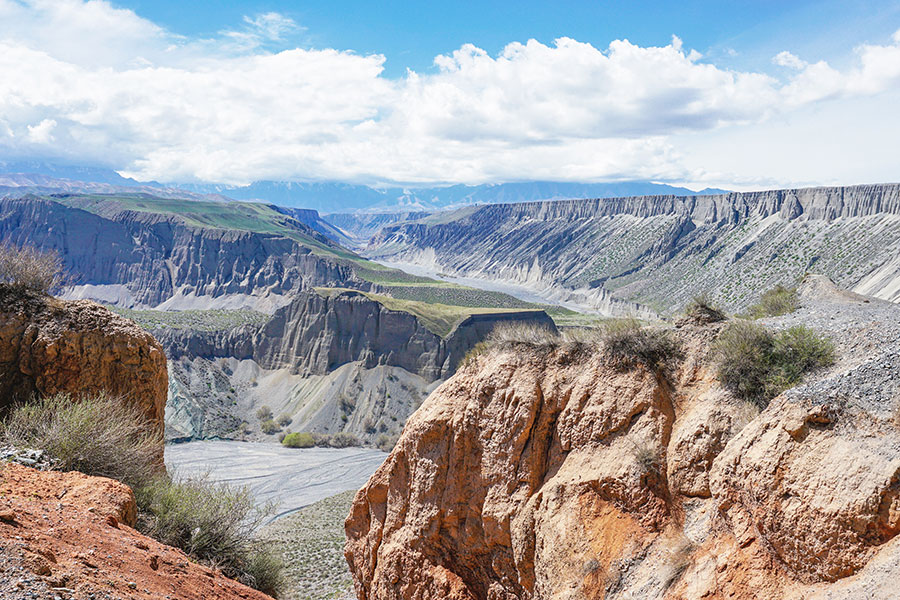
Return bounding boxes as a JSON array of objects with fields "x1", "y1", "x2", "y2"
[
  {"x1": 135, "y1": 476, "x2": 283, "y2": 597},
  {"x1": 0, "y1": 240, "x2": 66, "y2": 294},
  {"x1": 600, "y1": 318, "x2": 682, "y2": 370},
  {"x1": 712, "y1": 321, "x2": 834, "y2": 406},
  {"x1": 747, "y1": 285, "x2": 800, "y2": 319},
  {"x1": 0, "y1": 393, "x2": 162, "y2": 490}
]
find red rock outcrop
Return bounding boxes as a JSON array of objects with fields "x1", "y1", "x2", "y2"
[
  {"x1": 345, "y1": 299, "x2": 900, "y2": 599},
  {"x1": 0, "y1": 288, "x2": 167, "y2": 429},
  {"x1": 0, "y1": 463, "x2": 272, "y2": 600}
]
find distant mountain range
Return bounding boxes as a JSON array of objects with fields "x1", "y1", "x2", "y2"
[{"x1": 0, "y1": 160, "x2": 727, "y2": 213}]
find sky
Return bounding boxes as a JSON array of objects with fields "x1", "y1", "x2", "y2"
[{"x1": 0, "y1": 0, "x2": 899, "y2": 190}]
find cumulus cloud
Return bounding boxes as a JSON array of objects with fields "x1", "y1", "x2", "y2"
[{"x1": 0, "y1": 0, "x2": 898, "y2": 186}]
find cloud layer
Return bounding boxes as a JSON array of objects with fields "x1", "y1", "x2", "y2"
[{"x1": 1, "y1": 0, "x2": 899, "y2": 187}]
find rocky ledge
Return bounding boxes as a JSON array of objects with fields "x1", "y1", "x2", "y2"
[
  {"x1": 0, "y1": 463, "x2": 272, "y2": 600},
  {"x1": 345, "y1": 279, "x2": 900, "y2": 600},
  {"x1": 0, "y1": 287, "x2": 167, "y2": 430}
]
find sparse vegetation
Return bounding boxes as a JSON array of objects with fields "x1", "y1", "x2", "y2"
[
  {"x1": 260, "y1": 419, "x2": 280, "y2": 435},
  {"x1": 0, "y1": 393, "x2": 162, "y2": 490},
  {"x1": 746, "y1": 285, "x2": 800, "y2": 319},
  {"x1": 600, "y1": 318, "x2": 682, "y2": 370},
  {"x1": 376, "y1": 432, "x2": 400, "y2": 452},
  {"x1": 0, "y1": 240, "x2": 66, "y2": 294},
  {"x1": 108, "y1": 306, "x2": 269, "y2": 333},
  {"x1": 712, "y1": 321, "x2": 835, "y2": 407},
  {"x1": 135, "y1": 476, "x2": 283, "y2": 597},
  {"x1": 487, "y1": 321, "x2": 560, "y2": 346},
  {"x1": 282, "y1": 432, "x2": 316, "y2": 448},
  {"x1": 685, "y1": 293, "x2": 726, "y2": 323}
]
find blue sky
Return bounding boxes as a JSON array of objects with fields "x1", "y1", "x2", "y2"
[
  {"x1": 1, "y1": 0, "x2": 899, "y2": 189},
  {"x1": 114, "y1": 0, "x2": 900, "y2": 76}
]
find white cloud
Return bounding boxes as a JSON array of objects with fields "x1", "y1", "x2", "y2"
[
  {"x1": 773, "y1": 51, "x2": 806, "y2": 69},
  {"x1": 0, "y1": 0, "x2": 899, "y2": 187}
]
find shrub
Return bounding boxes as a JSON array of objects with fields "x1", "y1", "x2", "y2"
[
  {"x1": 329, "y1": 431, "x2": 361, "y2": 448},
  {"x1": 0, "y1": 393, "x2": 162, "y2": 489},
  {"x1": 601, "y1": 318, "x2": 682, "y2": 370},
  {"x1": 712, "y1": 321, "x2": 834, "y2": 407},
  {"x1": 747, "y1": 285, "x2": 799, "y2": 318},
  {"x1": 282, "y1": 432, "x2": 315, "y2": 448},
  {"x1": 685, "y1": 294, "x2": 726, "y2": 323},
  {"x1": 135, "y1": 476, "x2": 282, "y2": 596},
  {"x1": 243, "y1": 547, "x2": 285, "y2": 597},
  {"x1": 458, "y1": 341, "x2": 489, "y2": 370},
  {"x1": 486, "y1": 322, "x2": 560, "y2": 346},
  {"x1": 260, "y1": 419, "x2": 279, "y2": 435},
  {"x1": 376, "y1": 432, "x2": 400, "y2": 452},
  {"x1": 256, "y1": 405, "x2": 273, "y2": 421},
  {"x1": 0, "y1": 240, "x2": 66, "y2": 294},
  {"x1": 276, "y1": 414, "x2": 292, "y2": 427}
]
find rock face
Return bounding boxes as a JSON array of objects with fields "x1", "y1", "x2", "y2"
[
  {"x1": 0, "y1": 463, "x2": 272, "y2": 600},
  {"x1": 0, "y1": 288, "x2": 167, "y2": 429},
  {"x1": 365, "y1": 183, "x2": 900, "y2": 313},
  {"x1": 345, "y1": 283, "x2": 900, "y2": 600},
  {"x1": 154, "y1": 290, "x2": 557, "y2": 443},
  {"x1": 0, "y1": 196, "x2": 362, "y2": 310},
  {"x1": 155, "y1": 290, "x2": 557, "y2": 380}
]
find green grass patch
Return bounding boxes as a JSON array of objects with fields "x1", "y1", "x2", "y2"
[
  {"x1": 746, "y1": 285, "x2": 800, "y2": 319},
  {"x1": 315, "y1": 287, "x2": 540, "y2": 337},
  {"x1": 107, "y1": 306, "x2": 270, "y2": 332}
]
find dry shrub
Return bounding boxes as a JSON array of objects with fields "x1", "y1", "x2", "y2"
[
  {"x1": 135, "y1": 476, "x2": 284, "y2": 596},
  {"x1": 486, "y1": 321, "x2": 560, "y2": 346},
  {"x1": 0, "y1": 392, "x2": 162, "y2": 489},
  {"x1": 0, "y1": 240, "x2": 66, "y2": 294},
  {"x1": 282, "y1": 432, "x2": 315, "y2": 448},
  {"x1": 601, "y1": 318, "x2": 682, "y2": 370},
  {"x1": 684, "y1": 293, "x2": 726, "y2": 323}
]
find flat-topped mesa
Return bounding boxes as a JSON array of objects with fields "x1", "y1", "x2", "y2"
[
  {"x1": 426, "y1": 183, "x2": 900, "y2": 225},
  {"x1": 154, "y1": 289, "x2": 558, "y2": 381},
  {"x1": 0, "y1": 196, "x2": 364, "y2": 309},
  {"x1": 0, "y1": 287, "x2": 167, "y2": 434},
  {"x1": 367, "y1": 183, "x2": 900, "y2": 312}
]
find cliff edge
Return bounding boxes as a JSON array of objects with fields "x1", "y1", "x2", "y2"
[
  {"x1": 0, "y1": 287, "x2": 167, "y2": 430},
  {"x1": 345, "y1": 283, "x2": 900, "y2": 599}
]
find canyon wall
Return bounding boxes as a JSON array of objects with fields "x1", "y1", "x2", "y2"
[
  {"x1": 0, "y1": 196, "x2": 362, "y2": 310},
  {"x1": 366, "y1": 184, "x2": 900, "y2": 313},
  {"x1": 345, "y1": 280, "x2": 900, "y2": 599}
]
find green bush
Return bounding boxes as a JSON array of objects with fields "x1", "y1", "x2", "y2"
[
  {"x1": 282, "y1": 432, "x2": 315, "y2": 448},
  {"x1": 0, "y1": 393, "x2": 162, "y2": 490},
  {"x1": 260, "y1": 419, "x2": 280, "y2": 435},
  {"x1": 0, "y1": 240, "x2": 66, "y2": 294},
  {"x1": 747, "y1": 285, "x2": 800, "y2": 318},
  {"x1": 256, "y1": 405, "x2": 273, "y2": 421},
  {"x1": 135, "y1": 476, "x2": 282, "y2": 597},
  {"x1": 712, "y1": 321, "x2": 834, "y2": 407},
  {"x1": 601, "y1": 318, "x2": 682, "y2": 370}
]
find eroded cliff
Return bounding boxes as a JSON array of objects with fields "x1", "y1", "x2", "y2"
[
  {"x1": 345, "y1": 280, "x2": 900, "y2": 599},
  {"x1": 0, "y1": 287, "x2": 167, "y2": 430},
  {"x1": 365, "y1": 183, "x2": 900, "y2": 313}
]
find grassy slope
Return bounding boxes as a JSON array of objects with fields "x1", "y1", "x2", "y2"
[
  {"x1": 315, "y1": 287, "x2": 546, "y2": 338},
  {"x1": 107, "y1": 306, "x2": 270, "y2": 332},
  {"x1": 48, "y1": 193, "x2": 580, "y2": 330}
]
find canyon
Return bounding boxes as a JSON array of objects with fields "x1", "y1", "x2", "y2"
[
  {"x1": 345, "y1": 276, "x2": 900, "y2": 599},
  {"x1": 361, "y1": 183, "x2": 900, "y2": 315}
]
